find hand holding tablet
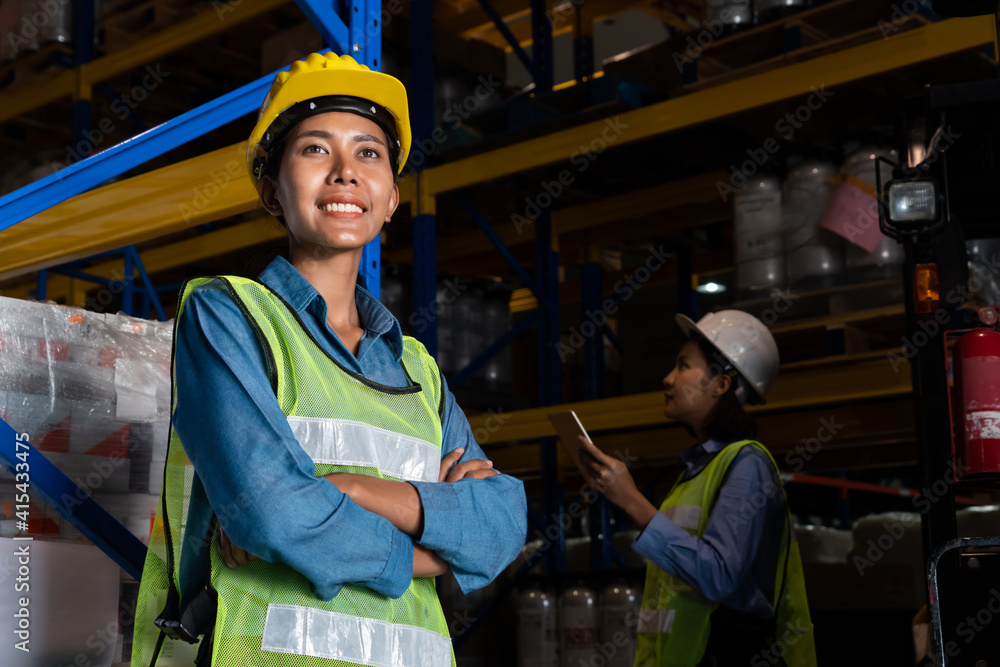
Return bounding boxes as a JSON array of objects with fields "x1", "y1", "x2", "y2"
[{"x1": 547, "y1": 410, "x2": 592, "y2": 471}]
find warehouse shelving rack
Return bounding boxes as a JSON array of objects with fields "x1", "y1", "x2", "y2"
[
  {"x1": 0, "y1": 0, "x2": 998, "y2": 659},
  {"x1": 0, "y1": 0, "x2": 388, "y2": 585}
]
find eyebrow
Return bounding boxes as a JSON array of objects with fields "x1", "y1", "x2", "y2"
[{"x1": 295, "y1": 129, "x2": 386, "y2": 147}]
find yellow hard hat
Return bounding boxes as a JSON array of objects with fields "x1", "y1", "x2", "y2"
[{"x1": 247, "y1": 52, "x2": 411, "y2": 184}]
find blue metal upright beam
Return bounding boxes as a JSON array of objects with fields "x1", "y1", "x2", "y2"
[
  {"x1": 536, "y1": 210, "x2": 564, "y2": 573},
  {"x1": 0, "y1": 419, "x2": 146, "y2": 580},
  {"x1": 581, "y1": 255, "x2": 611, "y2": 570},
  {"x1": 122, "y1": 246, "x2": 134, "y2": 316},
  {"x1": 581, "y1": 259, "x2": 604, "y2": 400},
  {"x1": 72, "y1": 0, "x2": 95, "y2": 158},
  {"x1": 293, "y1": 0, "x2": 351, "y2": 54},
  {"x1": 475, "y1": 0, "x2": 534, "y2": 77},
  {"x1": 677, "y1": 244, "x2": 698, "y2": 320},
  {"x1": 296, "y1": 0, "x2": 382, "y2": 296},
  {"x1": 573, "y1": 8, "x2": 593, "y2": 84},
  {"x1": 530, "y1": 0, "x2": 554, "y2": 93},
  {"x1": 410, "y1": 0, "x2": 437, "y2": 354},
  {"x1": 459, "y1": 196, "x2": 543, "y2": 299},
  {"x1": 0, "y1": 63, "x2": 295, "y2": 231}
]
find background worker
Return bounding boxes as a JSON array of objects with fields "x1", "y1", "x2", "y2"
[
  {"x1": 575, "y1": 310, "x2": 816, "y2": 666},
  {"x1": 132, "y1": 52, "x2": 527, "y2": 667}
]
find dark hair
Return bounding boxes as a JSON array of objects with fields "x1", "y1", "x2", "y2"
[{"x1": 693, "y1": 336, "x2": 757, "y2": 443}]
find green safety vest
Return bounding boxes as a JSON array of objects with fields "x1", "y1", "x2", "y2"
[
  {"x1": 132, "y1": 276, "x2": 454, "y2": 667},
  {"x1": 634, "y1": 440, "x2": 816, "y2": 667}
]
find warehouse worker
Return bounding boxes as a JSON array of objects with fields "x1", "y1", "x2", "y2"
[
  {"x1": 131, "y1": 52, "x2": 527, "y2": 667},
  {"x1": 576, "y1": 311, "x2": 815, "y2": 666}
]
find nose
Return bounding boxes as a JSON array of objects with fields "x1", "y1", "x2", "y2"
[
  {"x1": 326, "y1": 146, "x2": 358, "y2": 184},
  {"x1": 663, "y1": 369, "x2": 675, "y2": 389}
]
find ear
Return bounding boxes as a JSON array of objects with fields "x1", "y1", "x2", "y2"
[
  {"x1": 384, "y1": 182, "x2": 400, "y2": 222},
  {"x1": 258, "y1": 175, "x2": 283, "y2": 216},
  {"x1": 712, "y1": 373, "x2": 732, "y2": 398}
]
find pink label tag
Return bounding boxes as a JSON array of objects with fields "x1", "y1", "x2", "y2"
[{"x1": 819, "y1": 183, "x2": 886, "y2": 254}]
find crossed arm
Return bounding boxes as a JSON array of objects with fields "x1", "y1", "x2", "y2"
[{"x1": 218, "y1": 447, "x2": 499, "y2": 577}]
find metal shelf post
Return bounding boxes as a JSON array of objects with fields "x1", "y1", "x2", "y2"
[
  {"x1": 410, "y1": 0, "x2": 437, "y2": 353},
  {"x1": 531, "y1": 0, "x2": 554, "y2": 94},
  {"x1": 536, "y1": 210, "x2": 565, "y2": 572}
]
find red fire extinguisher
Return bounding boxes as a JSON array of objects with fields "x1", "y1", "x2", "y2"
[{"x1": 953, "y1": 325, "x2": 1000, "y2": 479}]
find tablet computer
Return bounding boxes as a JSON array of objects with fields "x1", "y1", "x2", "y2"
[{"x1": 547, "y1": 410, "x2": 591, "y2": 469}]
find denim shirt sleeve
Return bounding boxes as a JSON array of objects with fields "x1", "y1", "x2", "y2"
[
  {"x1": 631, "y1": 447, "x2": 784, "y2": 603},
  {"x1": 173, "y1": 281, "x2": 413, "y2": 601},
  {"x1": 409, "y1": 377, "x2": 527, "y2": 594}
]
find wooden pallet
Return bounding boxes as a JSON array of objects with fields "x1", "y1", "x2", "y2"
[{"x1": 99, "y1": 0, "x2": 208, "y2": 52}]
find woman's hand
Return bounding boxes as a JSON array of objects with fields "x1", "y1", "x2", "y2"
[
  {"x1": 218, "y1": 525, "x2": 258, "y2": 569},
  {"x1": 577, "y1": 436, "x2": 658, "y2": 529},
  {"x1": 438, "y1": 447, "x2": 500, "y2": 482}
]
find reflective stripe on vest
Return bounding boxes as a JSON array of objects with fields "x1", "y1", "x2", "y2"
[
  {"x1": 133, "y1": 276, "x2": 454, "y2": 667},
  {"x1": 637, "y1": 608, "x2": 676, "y2": 634},
  {"x1": 262, "y1": 604, "x2": 452, "y2": 667},
  {"x1": 288, "y1": 416, "x2": 440, "y2": 483},
  {"x1": 662, "y1": 504, "x2": 701, "y2": 532}
]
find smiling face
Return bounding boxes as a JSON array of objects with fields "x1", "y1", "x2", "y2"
[
  {"x1": 258, "y1": 111, "x2": 399, "y2": 260},
  {"x1": 662, "y1": 338, "x2": 730, "y2": 431}
]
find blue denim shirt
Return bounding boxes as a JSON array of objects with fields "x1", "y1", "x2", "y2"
[
  {"x1": 173, "y1": 256, "x2": 527, "y2": 602},
  {"x1": 632, "y1": 439, "x2": 786, "y2": 619}
]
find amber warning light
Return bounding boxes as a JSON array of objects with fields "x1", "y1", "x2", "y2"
[{"x1": 914, "y1": 263, "x2": 942, "y2": 314}]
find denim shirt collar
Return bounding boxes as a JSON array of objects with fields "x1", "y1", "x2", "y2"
[
  {"x1": 257, "y1": 255, "x2": 404, "y2": 361},
  {"x1": 679, "y1": 438, "x2": 728, "y2": 481}
]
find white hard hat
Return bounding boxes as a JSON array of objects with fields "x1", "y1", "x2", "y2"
[{"x1": 675, "y1": 310, "x2": 780, "y2": 405}]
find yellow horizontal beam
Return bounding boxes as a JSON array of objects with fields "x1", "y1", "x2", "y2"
[
  {"x1": 86, "y1": 0, "x2": 290, "y2": 86},
  {"x1": 459, "y1": 0, "x2": 654, "y2": 51},
  {"x1": 0, "y1": 216, "x2": 286, "y2": 301},
  {"x1": 0, "y1": 0, "x2": 290, "y2": 124},
  {"x1": 386, "y1": 169, "x2": 726, "y2": 265},
  {"x1": 0, "y1": 143, "x2": 258, "y2": 281},
  {"x1": 423, "y1": 15, "x2": 993, "y2": 196},
  {"x1": 467, "y1": 355, "x2": 913, "y2": 444},
  {"x1": 1, "y1": 17, "x2": 988, "y2": 279}
]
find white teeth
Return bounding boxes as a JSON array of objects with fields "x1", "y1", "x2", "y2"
[{"x1": 322, "y1": 202, "x2": 364, "y2": 213}]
